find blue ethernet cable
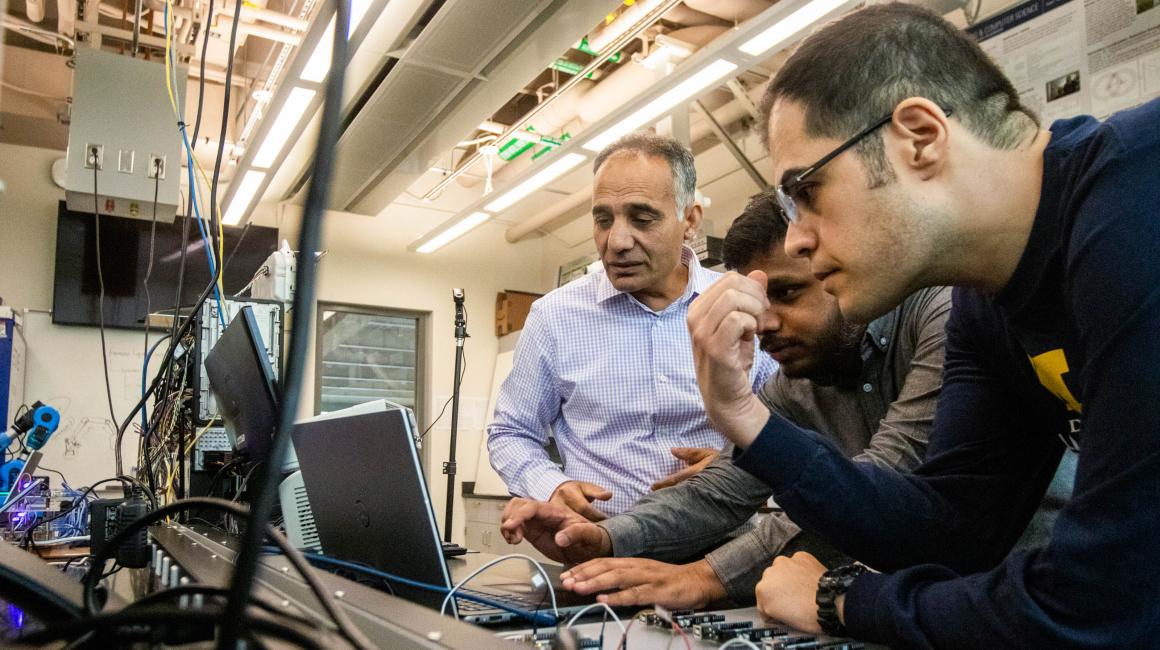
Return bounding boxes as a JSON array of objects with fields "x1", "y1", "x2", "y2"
[{"x1": 294, "y1": 550, "x2": 557, "y2": 627}]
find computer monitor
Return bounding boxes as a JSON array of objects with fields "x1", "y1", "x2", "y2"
[{"x1": 204, "y1": 306, "x2": 279, "y2": 461}]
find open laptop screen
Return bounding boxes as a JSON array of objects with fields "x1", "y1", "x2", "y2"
[{"x1": 291, "y1": 401, "x2": 450, "y2": 608}]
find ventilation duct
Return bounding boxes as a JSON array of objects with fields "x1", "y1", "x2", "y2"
[{"x1": 683, "y1": 0, "x2": 772, "y2": 23}]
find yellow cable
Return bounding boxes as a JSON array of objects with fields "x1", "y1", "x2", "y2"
[{"x1": 186, "y1": 416, "x2": 217, "y2": 454}]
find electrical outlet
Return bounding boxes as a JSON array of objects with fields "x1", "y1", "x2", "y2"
[
  {"x1": 118, "y1": 149, "x2": 135, "y2": 174},
  {"x1": 84, "y1": 143, "x2": 104, "y2": 170},
  {"x1": 147, "y1": 154, "x2": 166, "y2": 180}
]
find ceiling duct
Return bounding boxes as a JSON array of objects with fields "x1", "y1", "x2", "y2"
[
  {"x1": 683, "y1": 0, "x2": 773, "y2": 23},
  {"x1": 662, "y1": 3, "x2": 731, "y2": 27},
  {"x1": 319, "y1": 0, "x2": 622, "y2": 215}
]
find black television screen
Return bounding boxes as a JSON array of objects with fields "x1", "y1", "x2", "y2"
[{"x1": 52, "y1": 201, "x2": 280, "y2": 329}]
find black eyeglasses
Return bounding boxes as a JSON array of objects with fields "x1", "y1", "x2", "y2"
[{"x1": 775, "y1": 107, "x2": 953, "y2": 224}]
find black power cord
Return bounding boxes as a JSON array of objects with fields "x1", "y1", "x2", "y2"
[
  {"x1": 420, "y1": 348, "x2": 466, "y2": 440},
  {"x1": 140, "y1": 163, "x2": 163, "y2": 492},
  {"x1": 206, "y1": 0, "x2": 246, "y2": 265},
  {"x1": 91, "y1": 154, "x2": 119, "y2": 429},
  {"x1": 218, "y1": 0, "x2": 352, "y2": 645}
]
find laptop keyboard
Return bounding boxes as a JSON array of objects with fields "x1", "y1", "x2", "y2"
[{"x1": 456, "y1": 588, "x2": 547, "y2": 613}]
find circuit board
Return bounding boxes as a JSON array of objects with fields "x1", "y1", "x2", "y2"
[{"x1": 500, "y1": 606, "x2": 888, "y2": 649}]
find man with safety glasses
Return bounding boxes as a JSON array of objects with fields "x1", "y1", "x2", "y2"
[{"x1": 689, "y1": 3, "x2": 1160, "y2": 648}]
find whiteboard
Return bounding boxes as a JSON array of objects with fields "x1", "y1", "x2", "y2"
[
  {"x1": 21, "y1": 310, "x2": 166, "y2": 490},
  {"x1": 472, "y1": 345, "x2": 517, "y2": 497}
]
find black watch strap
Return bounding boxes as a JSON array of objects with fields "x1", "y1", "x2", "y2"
[{"x1": 816, "y1": 564, "x2": 867, "y2": 636}]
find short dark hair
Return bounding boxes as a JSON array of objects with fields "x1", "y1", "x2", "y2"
[
  {"x1": 593, "y1": 132, "x2": 697, "y2": 217},
  {"x1": 723, "y1": 191, "x2": 789, "y2": 271},
  {"x1": 759, "y1": 3, "x2": 1039, "y2": 185}
]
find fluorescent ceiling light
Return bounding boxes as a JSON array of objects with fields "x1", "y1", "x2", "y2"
[
  {"x1": 582, "y1": 59, "x2": 738, "y2": 153},
  {"x1": 483, "y1": 152, "x2": 588, "y2": 212},
  {"x1": 223, "y1": 170, "x2": 268, "y2": 225},
  {"x1": 252, "y1": 87, "x2": 317, "y2": 168},
  {"x1": 738, "y1": 0, "x2": 848, "y2": 56},
  {"x1": 299, "y1": 0, "x2": 372, "y2": 82},
  {"x1": 416, "y1": 211, "x2": 491, "y2": 253}
]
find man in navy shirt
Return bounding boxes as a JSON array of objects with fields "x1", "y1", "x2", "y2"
[{"x1": 689, "y1": 3, "x2": 1160, "y2": 647}]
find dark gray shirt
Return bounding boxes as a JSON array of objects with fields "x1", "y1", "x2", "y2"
[{"x1": 598, "y1": 286, "x2": 952, "y2": 603}]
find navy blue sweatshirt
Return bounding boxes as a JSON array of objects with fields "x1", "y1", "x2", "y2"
[{"x1": 735, "y1": 97, "x2": 1160, "y2": 648}]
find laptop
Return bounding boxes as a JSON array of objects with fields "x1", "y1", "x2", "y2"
[{"x1": 292, "y1": 400, "x2": 597, "y2": 624}]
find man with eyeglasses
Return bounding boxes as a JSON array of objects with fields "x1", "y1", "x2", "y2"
[{"x1": 689, "y1": 3, "x2": 1160, "y2": 648}]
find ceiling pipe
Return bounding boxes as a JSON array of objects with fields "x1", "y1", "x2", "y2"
[
  {"x1": 586, "y1": 0, "x2": 668, "y2": 54},
  {"x1": 477, "y1": 120, "x2": 555, "y2": 144},
  {"x1": 188, "y1": 62, "x2": 255, "y2": 86},
  {"x1": 662, "y1": 3, "x2": 730, "y2": 27},
  {"x1": 504, "y1": 80, "x2": 760, "y2": 243},
  {"x1": 213, "y1": 15, "x2": 303, "y2": 45},
  {"x1": 683, "y1": 0, "x2": 773, "y2": 23},
  {"x1": 25, "y1": 0, "x2": 46, "y2": 23},
  {"x1": 2, "y1": 15, "x2": 75, "y2": 47},
  {"x1": 216, "y1": 3, "x2": 310, "y2": 32},
  {"x1": 56, "y1": 0, "x2": 76, "y2": 37}
]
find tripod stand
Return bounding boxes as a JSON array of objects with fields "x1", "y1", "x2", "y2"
[{"x1": 442, "y1": 288, "x2": 468, "y2": 544}]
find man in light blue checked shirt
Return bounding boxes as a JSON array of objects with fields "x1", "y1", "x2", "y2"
[{"x1": 487, "y1": 133, "x2": 776, "y2": 520}]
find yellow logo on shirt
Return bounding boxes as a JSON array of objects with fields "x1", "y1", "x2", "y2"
[{"x1": 1028, "y1": 349, "x2": 1083, "y2": 413}]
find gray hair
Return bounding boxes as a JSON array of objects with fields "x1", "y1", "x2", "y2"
[{"x1": 592, "y1": 132, "x2": 697, "y2": 220}]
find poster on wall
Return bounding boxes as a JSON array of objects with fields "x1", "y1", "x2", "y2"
[{"x1": 969, "y1": 0, "x2": 1160, "y2": 119}]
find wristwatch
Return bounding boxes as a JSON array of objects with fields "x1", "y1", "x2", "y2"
[{"x1": 816, "y1": 564, "x2": 867, "y2": 636}]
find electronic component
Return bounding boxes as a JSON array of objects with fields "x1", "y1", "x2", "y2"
[
  {"x1": 507, "y1": 629, "x2": 602, "y2": 649},
  {"x1": 673, "y1": 612, "x2": 725, "y2": 628},
  {"x1": 708, "y1": 625, "x2": 790, "y2": 642},
  {"x1": 203, "y1": 306, "x2": 280, "y2": 460},
  {"x1": 694, "y1": 620, "x2": 754, "y2": 638},
  {"x1": 642, "y1": 607, "x2": 692, "y2": 627},
  {"x1": 551, "y1": 607, "x2": 881, "y2": 649},
  {"x1": 250, "y1": 242, "x2": 297, "y2": 302},
  {"x1": 90, "y1": 492, "x2": 152, "y2": 568},
  {"x1": 195, "y1": 298, "x2": 283, "y2": 426},
  {"x1": 64, "y1": 48, "x2": 183, "y2": 222},
  {"x1": 764, "y1": 635, "x2": 821, "y2": 649}
]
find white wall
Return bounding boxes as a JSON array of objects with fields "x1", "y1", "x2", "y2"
[{"x1": 0, "y1": 143, "x2": 546, "y2": 543}]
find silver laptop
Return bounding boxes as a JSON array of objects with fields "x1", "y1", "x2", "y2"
[{"x1": 292, "y1": 400, "x2": 596, "y2": 624}]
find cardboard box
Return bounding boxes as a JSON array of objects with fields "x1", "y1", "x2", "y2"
[{"x1": 495, "y1": 290, "x2": 542, "y2": 336}]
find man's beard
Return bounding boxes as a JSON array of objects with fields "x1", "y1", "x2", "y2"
[{"x1": 761, "y1": 315, "x2": 865, "y2": 386}]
